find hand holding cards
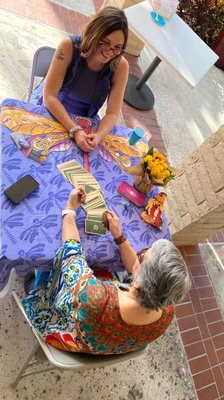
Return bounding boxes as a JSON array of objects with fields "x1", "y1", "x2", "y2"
[{"x1": 57, "y1": 159, "x2": 108, "y2": 235}]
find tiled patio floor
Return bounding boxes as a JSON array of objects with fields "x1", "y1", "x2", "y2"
[{"x1": 0, "y1": 0, "x2": 223, "y2": 399}]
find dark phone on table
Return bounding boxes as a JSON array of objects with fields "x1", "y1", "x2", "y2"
[{"x1": 4, "y1": 175, "x2": 39, "y2": 204}]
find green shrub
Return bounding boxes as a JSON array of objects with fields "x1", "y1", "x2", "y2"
[{"x1": 177, "y1": 0, "x2": 224, "y2": 47}]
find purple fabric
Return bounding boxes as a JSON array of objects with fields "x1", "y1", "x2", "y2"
[{"x1": 0, "y1": 98, "x2": 172, "y2": 292}]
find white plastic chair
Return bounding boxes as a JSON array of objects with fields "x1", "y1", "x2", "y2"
[
  {"x1": 11, "y1": 291, "x2": 147, "y2": 388},
  {"x1": 28, "y1": 46, "x2": 55, "y2": 101}
]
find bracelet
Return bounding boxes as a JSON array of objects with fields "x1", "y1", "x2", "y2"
[
  {"x1": 69, "y1": 125, "x2": 82, "y2": 138},
  {"x1": 62, "y1": 209, "x2": 77, "y2": 217},
  {"x1": 114, "y1": 233, "x2": 127, "y2": 245}
]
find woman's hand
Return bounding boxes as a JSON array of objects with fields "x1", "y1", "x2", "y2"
[
  {"x1": 65, "y1": 186, "x2": 86, "y2": 210},
  {"x1": 86, "y1": 133, "x2": 102, "y2": 149},
  {"x1": 107, "y1": 211, "x2": 122, "y2": 239},
  {"x1": 74, "y1": 130, "x2": 95, "y2": 152}
]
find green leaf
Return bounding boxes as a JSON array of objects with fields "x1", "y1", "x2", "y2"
[{"x1": 147, "y1": 147, "x2": 154, "y2": 156}]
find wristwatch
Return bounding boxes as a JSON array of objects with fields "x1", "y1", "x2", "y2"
[
  {"x1": 62, "y1": 209, "x2": 77, "y2": 217},
  {"x1": 69, "y1": 125, "x2": 82, "y2": 138},
  {"x1": 114, "y1": 233, "x2": 127, "y2": 245}
]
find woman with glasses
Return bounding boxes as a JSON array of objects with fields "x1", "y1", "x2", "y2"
[
  {"x1": 23, "y1": 187, "x2": 191, "y2": 355},
  {"x1": 30, "y1": 6, "x2": 129, "y2": 152}
]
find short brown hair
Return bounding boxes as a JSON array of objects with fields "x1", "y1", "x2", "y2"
[{"x1": 81, "y1": 6, "x2": 128, "y2": 70}]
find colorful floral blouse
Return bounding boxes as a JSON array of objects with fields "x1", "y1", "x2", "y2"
[{"x1": 22, "y1": 239, "x2": 175, "y2": 354}]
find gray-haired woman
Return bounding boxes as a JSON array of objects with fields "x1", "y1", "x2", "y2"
[{"x1": 22, "y1": 187, "x2": 191, "y2": 354}]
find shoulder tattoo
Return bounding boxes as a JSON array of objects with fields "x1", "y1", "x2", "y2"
[{"x1": 55, "y1": 48, "x2": 65, "y2": 61}]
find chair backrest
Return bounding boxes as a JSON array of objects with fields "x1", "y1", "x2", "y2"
[
  {"x1": 28, "y1": 46, "x2": 55, "y2": 101},
  {"x1": 12, "y1": 291, "x2": 147, "y2": 372}
]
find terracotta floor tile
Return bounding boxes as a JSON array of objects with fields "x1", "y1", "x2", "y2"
[
  {"x1": 175, "y1": 302, "x2": 194, "y2": 318},
  {"x1": 186, "y1": 254, "x2": 204, "y2": 266},
  {"x1": 197, "y1": 287, "x2": 215, "y2": 300},
  {"x1": 212, "y1": 365, "x2": 224, "y2": 397},
  {"x1": 204, "y1": 338, "x2": 219, "y2": 367},
  {"x1": 0, "y1": 0, "x2": 7, "y2": 8},
  {"x1": 185, "y1": 341, "x2": 206, "y2": 360},
  {"x1": 189, "y1": 289, "x2": 203, "y2": 313},
  {"x1": 177, "y1": 315, "x2": 198, "y2": 332},
  {"x1": 181, "y1": 327, "x2": 202, "y2": 346},
  {"x1": 193, "y1": 276, "x2": 211, "y2": 288},
  {"x1": 189, "y1": 264, "x2": 208, "y2": 276},
  {"x1": 193, "y1": 369, "x2": 214, "y2": 390},
  {"x1": 205, "y1": 309, "x2": 223, "y2": 324},
  {"x1": 221, "y1": 363, "x2": 224, "y2": 376},
  {"x1": 189, "y1": 354, "x2": 210, "y2": 374},
  {"x1": 197, "y1": 384, "x2": 219, "y2": 400},
  {"x1": 208, "y1": 321, "x2": 224, "y2": 337},
  {"x1": 201, "y1": 297, "x2": 219, "y2": 312},
  {"x1": 183, "y1": 245, "x2": 201, "y2": 256},
  {"x1": 212, "y1": 334, "x2": 224, "y2": 350},
  {"x1": 196, "y1": 313, "x2": 211, "y2": 339},
  {"x1": 217, "y1": 349, "x2": 224, "y2": 363}
]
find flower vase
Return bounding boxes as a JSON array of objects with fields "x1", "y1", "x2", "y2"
[{"x1": 134, "y1": 173, "x2": 153, "y2": 194}]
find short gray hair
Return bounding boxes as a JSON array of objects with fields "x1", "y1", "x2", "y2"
[{"x1": 135, "y1": 239, "x2": 191, "y2": 311}]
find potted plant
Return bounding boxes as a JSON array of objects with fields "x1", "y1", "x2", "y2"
[{"x1": 177, "y1": 0, "x2": 224, "y2": 70}]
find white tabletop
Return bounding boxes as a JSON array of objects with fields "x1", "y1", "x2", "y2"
[{"x1": 124, "y1": 1, "x2": 219, "y2": 87}]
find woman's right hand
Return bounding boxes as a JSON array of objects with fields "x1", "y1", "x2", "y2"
[
  {"x1": 65, "y1": 186, "x2": 86, "y2": 210},
  {"x1": 74, "y1": 130, "x2": 95, "y2": 152},
  {"x1": 107, "y1": 211, "x2": 122, "y2": 239}
]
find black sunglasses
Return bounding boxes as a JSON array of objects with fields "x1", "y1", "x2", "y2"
[{"x1": 136, "y1": 248, "x2": 148, "y2": 264}]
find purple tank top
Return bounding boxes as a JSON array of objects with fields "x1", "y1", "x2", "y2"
[{"x1": 61, "y1": 63, "x2": 100, "y2": 116}]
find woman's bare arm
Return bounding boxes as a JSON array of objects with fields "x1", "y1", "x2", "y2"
[
  {"x1": 87, "y1": 56, "x2": 129, "y2": 147},
  {"x1": 43, "y1": 37, "x2": 93, "y2": 152}
]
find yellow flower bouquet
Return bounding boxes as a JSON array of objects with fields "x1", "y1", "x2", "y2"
[{"x1": 124, "y1": 147, "x2": 175, "y2": 193}]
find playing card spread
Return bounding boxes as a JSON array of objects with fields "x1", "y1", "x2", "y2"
[{"x1": 57, "y1": 159, "x2": 108, "y2": 235}]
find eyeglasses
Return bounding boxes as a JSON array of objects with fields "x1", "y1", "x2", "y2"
[
  {"x1": 136, "y1": 248, "x2": 148, "y2": 264},
  {"x1": 99, "y1": 41, "x2": 124, "y2": 56}
]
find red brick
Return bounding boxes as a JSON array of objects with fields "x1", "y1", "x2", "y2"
[
  {"x1": 175, "y1": 302, "x2": 194, "y2": 318},
  {"x1": 221, "y1": 363, "x2": 224, "y2": 377},
  {"x1": 204, "y1": 338, "x2": 219, "y2": 367},
  {"x1": 177, "y1": 315, "x2": 198, "y2": 332},
  {"x1": 217, "y1": 349, "x2": 224, "y2": 363},
  {"x1": 198, "y1": 287, "x2": 215, "y2": 299},
  {"x1": 0, "y1": 0, "x2": 7, "y2": 9},
  {"x1": 193, "y1": 275, "x2": 212, "y2": 288},
  {"x1": 197, "y1": 384, "x2": 219, "y2": 400},
  {"x1": 213, "y1": 334, "x2": 224, "y2": 350},
  {"x1": 186, "y1": 254, "x2": 204, "y2": 265},
  {"x1": 196, "y1": 313, "x2": 211, "y2": 339},
  {"x1": 26, "y1": 3, "x2": 37, "y2": 19},
  {"x1": 181, "y1": 327, "x2": 202, "y2": 345},
  {"x1": 183, "y1": 245, "x2": 201, "y2": 255},
  {"x1": 205, "y1": 309, "x2": 223, "y2": 324},
  {"x1": 189, "y1": 354, "x2": 210, "y2": 374},
  {"x1": 212, "y1": 365, "x2": 224, "y2": 397},
  {"x1": 185, "y1": 341, "x2": 206, "y2": 360},
  {"x1": 193, "y1": 370, "x2": 214, "y2": 390},
  {"x1": 201, "y1": 297, "x2": 219, "y2": 311},
  {"x1": 189, "y1": 289, "x2": 203, "y2": 313},
  {"x1": 189, "y1": 264, "x2": 208, "y2": 276},
  {"x1": 208, "y1": 321, "x2": 224, "y2": 337}
]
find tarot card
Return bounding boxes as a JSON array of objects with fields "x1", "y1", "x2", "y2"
[{"x1": 85, "y1": 219, "x2": 106, "y2": 235}]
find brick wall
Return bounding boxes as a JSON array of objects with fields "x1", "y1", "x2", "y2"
[{"x1": 165, "y1": 125, "x2": 224, "y2": 245}]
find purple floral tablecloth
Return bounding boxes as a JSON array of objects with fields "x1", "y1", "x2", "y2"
[{"x1": 0, "y1": 98, "x2": 171, "y2": 292}]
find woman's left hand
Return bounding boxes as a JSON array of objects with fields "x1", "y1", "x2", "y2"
[
  {"x1": 66, "y1": 186, "x2": 86, "y2": 210},
  {"x1": 86, "y1": 133, "x2": 102, "y2": 149}
]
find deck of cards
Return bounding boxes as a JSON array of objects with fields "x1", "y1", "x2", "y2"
[{"x1": 57, "y1": 160, "x2": 108, "y2": 235}]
